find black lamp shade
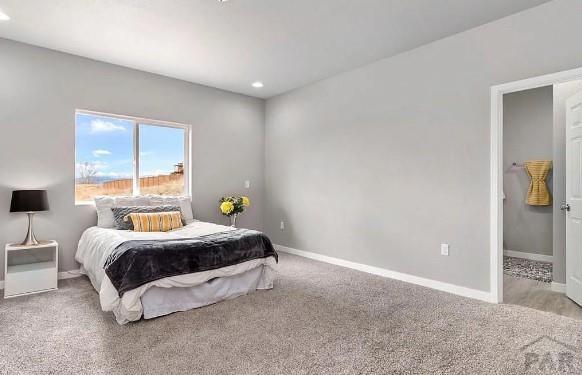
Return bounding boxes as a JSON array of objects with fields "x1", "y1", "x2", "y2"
[{"x1": 10, "y1": 190, "x2": 49, "y2": 213}]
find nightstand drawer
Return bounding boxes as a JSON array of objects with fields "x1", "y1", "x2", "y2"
[
  {"x1": 4, "y1": 261, "x2": 58, "y2": 298},
  {"x1": 4, "y1": 241, "x2": 59, "y2": 298}
]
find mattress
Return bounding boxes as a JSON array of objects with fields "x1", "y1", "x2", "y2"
[{"x1": 75, "y1": 220, "x2": 276, "y2": 324}]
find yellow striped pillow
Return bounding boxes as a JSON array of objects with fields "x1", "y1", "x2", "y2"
[{"x1": 128, "y1": 211, "x2": 184, "y2": 232}]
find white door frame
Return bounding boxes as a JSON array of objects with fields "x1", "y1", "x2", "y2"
[{"x1": 490, "y1": 67, "x2": 582, "y2": 303}]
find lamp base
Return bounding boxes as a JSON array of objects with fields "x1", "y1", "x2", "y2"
[{"x1": 20, "y1": 212, "x2": 40, "y2": 246}]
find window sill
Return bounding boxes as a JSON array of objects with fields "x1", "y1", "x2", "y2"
[{"x1": 75, "y1": 195, "x2": 193, "y2": 207}]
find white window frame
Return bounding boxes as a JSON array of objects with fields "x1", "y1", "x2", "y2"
[{"x1": 75, "y1": 109, "x2": 192, "y2": 205}]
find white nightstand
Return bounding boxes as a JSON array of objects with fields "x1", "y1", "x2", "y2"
[{"x1": 4, "y1": 241, "x2": 58, "y2": 298}]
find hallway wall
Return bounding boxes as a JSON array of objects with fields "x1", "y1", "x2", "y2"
[{"x1": 503, "y1": 86, "x2": 554, "y2": 258}]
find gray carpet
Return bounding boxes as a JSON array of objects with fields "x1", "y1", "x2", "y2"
[{"x1": 2, "y1": 253, "x2": 582, "y2": 374}]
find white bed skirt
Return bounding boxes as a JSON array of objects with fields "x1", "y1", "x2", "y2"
[{"x1": 141, "y1": 265, "x2": 270, "y2": 320}]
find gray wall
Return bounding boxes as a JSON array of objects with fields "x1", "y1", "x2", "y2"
[
  {"x1": 265, "y1": 0, "x2": 582, "y2": 292},
  {"x1": 552, "y1": 79, "x2": 582, "y2": 283},
  {"x1": 502, "y1": 87, "x2": 553, "y2": 257},
  {"x1": 0, "y1": 38, "x2": 265, "y2": 280}
]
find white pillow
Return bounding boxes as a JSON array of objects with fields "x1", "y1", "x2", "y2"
[
  {"x1": 146, "y1": 195, "x2": 194, "y2": 222},
  {"x1": 177, "y1": 196, "x2": 194, "y2": 222},
  {"x1": 115, "y1": 196, "x2": 151, "y2": 207},
  {"x1": 94, "y1": 196, "x2": 115, "y2": 228},
  {"x1": 147, "y1": 195, "x2": 178, "y2": 207},
  {"x1": 94, "y1": 196, "x2": 152, "y2": 228}
]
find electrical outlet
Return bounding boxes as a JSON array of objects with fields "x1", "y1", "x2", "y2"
[
  {"x1": 441, "y1": 243, "x2": 449, "y2": 256},
  {"x1": 245, "y1": 180, "x2": 251, "y2": 189},
  {"x1": 280, "y1": 221, "x2": 285, "y2": 231}
]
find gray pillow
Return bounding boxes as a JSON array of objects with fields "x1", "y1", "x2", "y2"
[{"x1": 111, "y1": 205, "x2": 183, "y2": 230}]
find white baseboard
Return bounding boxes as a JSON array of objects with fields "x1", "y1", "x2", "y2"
[
  {"x1": 504, "y1": 250, "x2": 553, "y2": 263},
  {"x1": 551, "y1": 282, "x2": 566, "y2": 293},
  {"x1": 275, "y1": 244, "x2": 495, "y2": 303},
  {"x1": 0, "y1": 269, "x2": 83, "y2": 290},
  {"x1": 58, "y1": 269, "x2": 84, "y2": 280}
]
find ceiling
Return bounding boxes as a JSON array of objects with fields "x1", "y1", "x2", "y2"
[{"x1": 0, "y1": 0, "x2": 549, "y2": 98}]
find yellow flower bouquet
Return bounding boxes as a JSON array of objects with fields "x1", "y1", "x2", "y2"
[{"x1": 219, "y1": 195, "x2": 250, "y2": 227}]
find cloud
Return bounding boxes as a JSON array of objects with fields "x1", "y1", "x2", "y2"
[
  {"x1": 89, "y1": 119, "x2": 126, "y2": 134},
  {"x1": 92, "y1": 149, "x2": 111, "y2": 157}
]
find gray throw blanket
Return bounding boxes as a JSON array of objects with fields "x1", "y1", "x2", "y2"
[{"x1": 104, "y1": 229, "x2": 278, "y2": 297}]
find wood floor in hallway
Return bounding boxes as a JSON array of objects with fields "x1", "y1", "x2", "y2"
[{"x1": 504, "y1": 275, "x2": 582, "y2": 320}]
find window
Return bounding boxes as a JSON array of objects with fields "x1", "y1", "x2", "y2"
[
  {"x1": 139, "y1": 123, "x2": 186, "y2": 196},
  {"x1": 75, "y1": 111, "x2": 189, "y2": 203}
]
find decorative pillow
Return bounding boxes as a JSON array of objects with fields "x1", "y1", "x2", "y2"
[
  {"x1": 94, "y1": 195, "x2": 152, "y2": 228},
  {"x1": 112, "y1": 205, "x2": 183, "y2": 230},
  {"x1": 128, "y1": 211, "x2": 184, "y2": 232},
  {"x1": 146, "y1": 195, "x2": 194, "y2": 222}
]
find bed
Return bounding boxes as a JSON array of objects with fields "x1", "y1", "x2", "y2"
[{"x1": 75, "y1": 201, "x2": 277, "y2": 324}]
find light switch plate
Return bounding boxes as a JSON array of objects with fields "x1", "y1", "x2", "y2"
[{"x1": 441, "y1": 244, "x2": 449, "y2": 256}]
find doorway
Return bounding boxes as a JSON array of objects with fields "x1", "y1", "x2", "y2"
[{"x1": 491, "y1": 67, "x2": 582, "y2": 319}]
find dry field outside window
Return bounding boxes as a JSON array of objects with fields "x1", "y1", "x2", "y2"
[{"x1": 75, "y1": 171, "x2": 184, "y2": 202}]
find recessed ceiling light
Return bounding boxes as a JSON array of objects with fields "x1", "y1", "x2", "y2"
[
  {"x1": 0, "y1": 9, "x2": 10, "y2": 21},
  {"x1": 252, "y1": 82, "x2": 264, "y2": 88}
]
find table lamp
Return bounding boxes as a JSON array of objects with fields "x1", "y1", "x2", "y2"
[{"x1": 10, "y1": 190, "x2": 49, "y2": 246}]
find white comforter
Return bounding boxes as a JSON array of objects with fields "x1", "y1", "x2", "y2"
[{"x1": 75, "y1": 221, "x2": 276, "y2": 324}]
